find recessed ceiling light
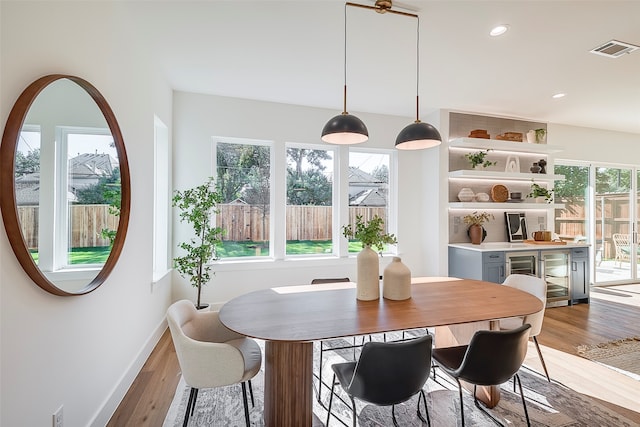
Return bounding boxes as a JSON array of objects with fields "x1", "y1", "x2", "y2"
[
  {"x1": 490, "y1": 25, "x2": 509, "y2": 37},
  {"x1": 552, "y1": 93, "x2": 566, "y2": 99}
]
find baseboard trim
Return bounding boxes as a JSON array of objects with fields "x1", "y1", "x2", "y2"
[{"x1": 89, "y1": 317, "x2": 168, "y2": 427}]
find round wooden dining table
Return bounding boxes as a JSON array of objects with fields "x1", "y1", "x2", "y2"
[{"x1": 219, "y1": 276, "x2": 542, "y2": 427}]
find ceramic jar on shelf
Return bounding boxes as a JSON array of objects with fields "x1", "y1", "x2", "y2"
[
  {"x1": 457, "y1": 187, "x2": 475, "y2": 202},
  {"x1": 356, "y1": 245, "x2": 380, "y2": 301}
]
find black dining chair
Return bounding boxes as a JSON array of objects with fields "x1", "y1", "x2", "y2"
[
  {"x1": 326, "y1": 334, "x2": 433, "y2": 427},
  {"x1": 311, "y1": 278, "x2": 368, "y2": 402},
  {"x1": 432, "y1": 324, "x2": 532, "y2": 426}
]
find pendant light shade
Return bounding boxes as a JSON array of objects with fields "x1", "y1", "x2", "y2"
[
  {"x1": 321, "y1": 111, "x2": 369, "y2": 144},
  {"x1": 322, "y1": 3, "x2": 368, "y2": 145},
  {"x1": 395, "y1": 120, "x2": 442, "y2": 150},
  {"x1": 395, "y1": 15, "x2": 441, "y2": 150}
]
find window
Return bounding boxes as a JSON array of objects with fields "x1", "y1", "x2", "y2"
[
  {"x1": 211, "y1": 139, "x2": 396, "y2": 261},
  {"x1": 17, "y1": 126, "x2": 118, "y2": 272},
  {"x1": 285, "y1": 145, "x2": 335, "y2": 256},
  {"x1": 346, "y1": 150, "x2": 393, "y2": 253},
  {"x1": 153, "y1": 117, "x2": 170, "y2": 279},
  {"x1": 214, "y1": 138, "x2": 272, "y2": 258}
]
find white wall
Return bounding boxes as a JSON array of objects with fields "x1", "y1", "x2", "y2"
[
  {"x1": 1, "y1": 3, "x2": 172, "y2": 426},
  {"x1": 550, "y1": 123, "x2": 639, "y2": 164},
  {"x1": 172, "y1": 91, "x2": 433, "y2": 305}
]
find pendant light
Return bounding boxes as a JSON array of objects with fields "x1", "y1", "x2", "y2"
[
  {"x1": 321, "y1": 3, "x2": 368, "y2": 145},
  {"x1": 395, "y1": 15, "x2": 442, "y2": 150}
]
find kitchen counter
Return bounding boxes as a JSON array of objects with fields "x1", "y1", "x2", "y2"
[{"x1": 449, "y1": 242, "x2": 590, "y2": 252}]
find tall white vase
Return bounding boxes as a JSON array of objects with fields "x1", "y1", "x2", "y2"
[
  {"x1": 383, "y1": 257, "x2": 411, "y2": 300},
  {"x1": 357, "y1": 245, "x2": 380, "y2": 301}
]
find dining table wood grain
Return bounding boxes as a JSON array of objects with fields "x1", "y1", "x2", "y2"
[{"x1": 219, "y1": 276, "x2": 543, "y2": 427}]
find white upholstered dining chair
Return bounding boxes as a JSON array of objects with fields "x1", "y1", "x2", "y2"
[
  {"x1": 499, "y1": 274, "x2": 550, "y2": 381},
  {"x1": 166, "y1": 300, "x2": 262, "y2": 426}
]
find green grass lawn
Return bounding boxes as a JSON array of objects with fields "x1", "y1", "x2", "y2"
[
  {"x1": 217, "y1": 240, "x2": 383, "y2": 257},
  {"x1": 30, "y1": 246, "x2": 112, "y2": 265}
]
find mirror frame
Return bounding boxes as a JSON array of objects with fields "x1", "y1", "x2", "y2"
[{"x1": 0, "y1": 74, "x2": 131, "y2": 296}]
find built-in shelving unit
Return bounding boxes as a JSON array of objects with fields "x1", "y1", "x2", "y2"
[{"x1": 446, "y1": 112, "x2": 564, "y2": 245}]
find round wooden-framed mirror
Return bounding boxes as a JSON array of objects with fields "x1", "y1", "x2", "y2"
[{"x1": 0, "y1": 74, "x2": 130, "y2": 296}]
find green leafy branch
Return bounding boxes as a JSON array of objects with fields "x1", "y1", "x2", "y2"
[{"x1": 342, "y1": 214, "x2": 397, "y2": 253}]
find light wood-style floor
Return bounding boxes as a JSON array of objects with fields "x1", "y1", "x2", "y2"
[{"x1": 107, "y1": 284, "x2": 640, "y2": 426}]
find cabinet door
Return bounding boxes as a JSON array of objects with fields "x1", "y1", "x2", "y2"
[
  {"x1": 482, "y1": 252, "x2": 505, "y2": 284},
  {"x1": 571, "y1": 248, "x2": 590, "y2": 304}
]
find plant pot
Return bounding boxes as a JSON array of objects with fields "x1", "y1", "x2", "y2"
[
  {"x1": 356, "y1": 245, "x2": 380, "y2": 301},
  {"x1": 468, "y1": 224, "x2": 485, "y2": 245},
  {"x1": 383, "y1": 257, "x2": 411, "y2": 300}
]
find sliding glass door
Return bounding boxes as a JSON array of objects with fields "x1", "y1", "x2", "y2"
[{"x1": 555, "y1": 163, "x2": 638, "y2": 285}]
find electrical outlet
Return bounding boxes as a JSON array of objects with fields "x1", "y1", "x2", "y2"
[{"x1": 53, "y1": 405, "x2": 63, "y2": 427}]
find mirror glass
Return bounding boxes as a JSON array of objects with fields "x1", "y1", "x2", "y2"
[{"x1": 1, "y1": 75, "x2": 130, "y2": 295}]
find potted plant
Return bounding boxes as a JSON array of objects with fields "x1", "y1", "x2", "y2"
[
  {"x1": 463, "y1": 211, "x2": 494, "y2": 244},
  {"x1": 342, "y1": 215, "x2": 397, "y2": 301},
  {"x1": 528, "y1": 182, "x2": 553, "y2": 203},
  {"x1": 534, "y1": 128, "x2": 547, "y2": 144},
  {"x1": 464, "y1": 149, "x2": 497, "y2": 169},
  {"x1": 172, "y1": 177, "x2": 225, "y2": 309}
]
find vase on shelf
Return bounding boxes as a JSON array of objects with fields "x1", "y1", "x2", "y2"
[
  {"x1": 468, "y1": 225, "x2": 485, "y2": 245},
  {"x1": 383, "y1": 257, "x2": 411, "y2": 300},
  {"x1": 457, "y1": 187, "x2": 475, "y2": 202},
  {"x1": 356, "y1": 245, "x2": 380, "y2": 301},
  {"x1": 526, "y1": 130, "x2": 536, "y2": 143},
  {"x1": 530, "y1": 162, "x2": 541, "y2": 173}
]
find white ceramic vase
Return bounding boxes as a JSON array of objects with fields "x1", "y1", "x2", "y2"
[
  {"x1": 357, "y1": 245, "x2": 380, "y2": 301},
  {"x1": 457, "y1": 187, "x2": 475, "y2": 202},
  {"x1": 383, "y1": 257, "x2": 411, "y2": 300}
]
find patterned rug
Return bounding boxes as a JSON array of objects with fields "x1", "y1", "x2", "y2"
[
  {"x1": 576, "y1": 337, "x2": 640, "y2": 379},
  {"x1": 164, "y1": 335, "x2": 638, "y2": 426}
]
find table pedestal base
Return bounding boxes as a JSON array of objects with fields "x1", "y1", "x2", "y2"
[{"x1": 264, "y1": 341, "x2": 314, "y2": 426}]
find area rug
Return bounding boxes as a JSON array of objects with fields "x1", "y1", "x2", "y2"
[
  {"x1": 164, "y1": 337, "x2": 638, "y2": 427},
  {"x1": 577, "y1": 337, "x2": 640, "y2": 380}
]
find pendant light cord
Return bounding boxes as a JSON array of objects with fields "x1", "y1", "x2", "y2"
[
  {"x1": 415, "y1": 15, "x2": 421, "y2": 122},
  {"x1": 343, "y1": 2, "x2": 348, "y2": 114}
]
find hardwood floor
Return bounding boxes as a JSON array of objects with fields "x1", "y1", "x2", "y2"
[{"x1": 107, "y1": 284, "x2": 640, "y2": 426}]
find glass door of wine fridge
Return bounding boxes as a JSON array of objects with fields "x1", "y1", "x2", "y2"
[{"x1": 540, "y1": 250, "x2": 570, "y2": 306}]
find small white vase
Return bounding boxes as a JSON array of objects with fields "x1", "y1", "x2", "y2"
[
  {"x1": 383, "y1": 257, "x2": 411, "y2": 300},
  {"x1": 357, "y1": 245, "x2": 380, "y2": 301},
  {"x1": 457, "y1": 187, "x2": 475, "y2": 202},
  {"x1": 526, "y1": 130, "x2": 536, "y2": 143}
]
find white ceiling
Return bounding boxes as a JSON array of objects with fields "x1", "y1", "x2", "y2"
[{"x1": 138, "y1": 0, "x2": 640, "y2": 134}]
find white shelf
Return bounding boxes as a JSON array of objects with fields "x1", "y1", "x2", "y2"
[
  {"x1": 449, "y1": 170, "x2": 565, "y2": 182},
  {"x1": 448, "y1": 137, "x2": 563, "y2": 154},
  {"x1": 449, "y1": 202, "x2": 565, "y2": 210}
]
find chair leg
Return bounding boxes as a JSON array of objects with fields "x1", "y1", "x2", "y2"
[
  {"x1": 349, "y1": 396, "x2": 357, "y2": 427},
  {"x1": 456, "y1": 378, "x2": 465, "y2": 427},
  {"x1": 325, "y1": 373, "x2": 337, "y2": 427},
  {"x1": 191, "y1": 388, "x2": 199, "y2": 416},
  {"x1": 241, "y1": 382, "x2": 251, "y2": 427},
  {"x1": 514, "y1": 374, "x2": 531, "y2": 427},
  {"x1": 248, "y1": 380, "x2": 255, "y2": 406},
  {"x1": 317, "y1": 341, "x2": 325, "y2": 402},
  {"x1": 417, "y1": 389, "x2": 431, "y2": 427},
  {"x1": 533, "y1": 336, "x2": 551, "y2": 382},
  {"x1": 391, "y1": 404, "x2": 399, "y2": 427},
  {"x1": 183, "y1": 387, "x2": 196, "y2": 427}
]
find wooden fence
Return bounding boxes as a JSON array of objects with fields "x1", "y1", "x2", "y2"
[
  {"x1": 556, "y1": 194, "x2": 636, "y2": 259},
  {"x1": 18, "y1": 205, "x2": 118, "y2": 250},
  {"x1": 216, "y1": 204, "x2": 388, "y2": 242}
]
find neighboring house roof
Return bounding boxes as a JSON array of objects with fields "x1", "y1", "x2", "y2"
[
  {"x1": 69, "y1": 153, "x2": 118, "y2": 179},
  {"x1": 349, "y1": 188, "x2": 388, "y2": 207},
  {"x1": 348, "y1": 166, "x2": 379, "y2": 184},
  {"x1": 14, "y1": 153, "x2": 117, "y2": 206}
]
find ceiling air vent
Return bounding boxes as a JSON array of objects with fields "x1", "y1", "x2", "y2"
[{"x1": 590, "y1": 39, "x2": 639, "y2": 58}]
